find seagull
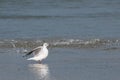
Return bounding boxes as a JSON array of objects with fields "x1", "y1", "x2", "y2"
[{"x1": 24, "y1": 43, "x2": 49, "y2": 63}]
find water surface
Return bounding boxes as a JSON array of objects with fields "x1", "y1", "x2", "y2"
[
  {"x1": 0, "y1": 48, "x2": 120, "y2": 80},
  {"x1": 0, "y1": 0, "x2": 120, "y2": 39},
  {"x1": 0, "y1": 0, "x2": 120, "y2": 80}
]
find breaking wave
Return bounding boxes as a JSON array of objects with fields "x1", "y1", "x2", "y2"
[{"x1": 0, "y1": 38, "x2": 120, "y2": 50}]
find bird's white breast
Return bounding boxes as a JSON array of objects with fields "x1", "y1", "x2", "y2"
[{"x1": 38, "y1": 47, "x2": 48, "y2": 60}]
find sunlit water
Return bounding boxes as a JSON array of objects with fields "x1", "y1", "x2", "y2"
[{"x1": 28, "y1": 64, "x2": 50, "y2": 80}]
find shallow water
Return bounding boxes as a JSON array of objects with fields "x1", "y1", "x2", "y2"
[
  {"x1": 0, "y1": 48, "x2": 120, "y2": 80},
  {"x1": 0, "y1": 0, "x2": 120, "y2": 80}
]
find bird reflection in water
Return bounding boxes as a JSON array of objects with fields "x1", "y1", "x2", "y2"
[{"x1": 28, "y1": 64, "x2": 50, "y2": 80}]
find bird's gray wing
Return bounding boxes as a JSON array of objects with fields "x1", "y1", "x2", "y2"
[
  {"x1": 33, "y1": 48, "x2": 41, "y2": 56},
  {"x1": 23, "y1": 46, "x2": 42, "y2": 57}
]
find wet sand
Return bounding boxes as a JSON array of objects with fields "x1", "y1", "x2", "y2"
[{"x1": 0, "y1": 48, "x2": 120, "y2": 80}]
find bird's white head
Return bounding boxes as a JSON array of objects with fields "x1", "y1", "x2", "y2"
[{"x1": 43, "y1": 43, "x2": 49, "y2": 47}]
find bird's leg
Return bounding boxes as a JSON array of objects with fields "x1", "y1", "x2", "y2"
[{"x1": 38, "y1": 60, "x2": 42, "y2": 64}]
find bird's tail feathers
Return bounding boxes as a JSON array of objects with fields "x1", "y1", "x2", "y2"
[{"x1": 27, "y1": 58, "x2": 34, "y2": 60}]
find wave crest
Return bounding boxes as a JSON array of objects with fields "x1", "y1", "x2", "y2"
[{"x1": 0, "y1": 39, "x2": 120, "y2": 50}]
